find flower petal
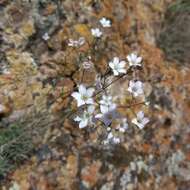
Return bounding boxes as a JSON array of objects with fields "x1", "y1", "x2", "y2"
[
  {"x1": 137, "y1": 57, "x2": 142, "y2": 64},
  {"x1": 95, "y1": 113, "x2": 103, "y2": 118},
  {"x1": 109, "y1": 103, "x2": 117, "y2": 110},
  {"x1": 113, "y1": 57, "x2": 119, "y2": 64},
  {"x1": 127, "y1": 55, "x2": 132, "y2": 62},
  {"x1": 128, "y1": 85, "x2": 133, "y2": 93},
  {"x1": 132, "y1": 118, "x2": 138, "y2": 125},
  {"x1": 100, "y1": 105, "x2": 109, "y2": 114},
  {"x1": 87, "y1": 105, "x2": 95, "y2": 114},
  {"x1": 136, "y1": 81, "x2": 143, "y2": 88},
  {"x1": 142, "y1": 117, "x2": 149, "y2": 125},
  {"x1": 132, "y1": 118, "x2": 144, "y2": 129},
  {"x1": 109, "y1": 62, "x2": 115, "y2": 69},
  {"x1": 107, "y1": 132, "x2": 113, "y2": 139},
  {"x1": 113, "y1": 70, "x2": 119, "y2": 76},
  {"x1": 79, "y1": 84, "x2": 87, "y2": 95},
  {"x1": 87, "y1": 88, "x2": 95, "y2": 97},
  {"x1": 129, "y1": 80, "x2": 134, "y2": 86},
  {"x1": 131, "y1": 53, "x2": 137, "y2": 61},
  {"x1": 102, "y1": 116, "x2": 112, "y2": 126},
  {"x1": 77, "y1": 99, "x2": 86, "y2": 107},
  {"x1": 99, "y1": 100, "x2": 105, "y2": 105},
  {"x1": 74, "y1": 116, "x2": 82, "y2": 122},
  {"x1": 137, "y1": 88, "x2": 143, "y2": 95},
  {"x1": 137, "y1": 123, "x2": 145, "y2": 129},
  {"x1": 118, "y1": 61, "x2": 126, "y2": 68},
  {"x1": 118, "y1": 68, "x2": 126, "y2": 74},
  {"x1": 137, "y1": 111, "x2": 144, "y2": 120},
  {"x1": 79, "y1": 119, "x2": 88, "y2": 128},
  {"x1": 85, "y1": 98, "x2": 94, "y2": 105},
  {"x1": 133, "y1": 92, "x2": 138, "y2": 97},
  {"x1": 71, "y1": 92, "x2": 81, "y2": 100}
]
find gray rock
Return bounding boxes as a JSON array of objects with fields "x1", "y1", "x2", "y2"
[{"x1": 157, "y1": 0, "x2": 190, "y2": 66}]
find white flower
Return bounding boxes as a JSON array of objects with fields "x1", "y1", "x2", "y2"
[
  {"x1": 71, "y1": 85, "x2": 95, "y2": 107},
  {"x1": 109, "y1": 57, "x2": 126, "y2": 76},
  {"x1": 74, "y1": 105, "x2": 95, "y2": 129},
  {"x1": 145, "y1": 101, "x2": 150, "y2": 106},
  {"x1": 78, "y1": 37, "x2": 86, "y2": 46},
  {"x1": 136, "y1": 160, "x2": 148, "y2": 173},
  {"x1": 82, "y1": 56, "x2": 93, "y2": 69},
  {"x1": 99, "y1": 95, "x2": 113, "y2": 105},
  {"x1": 106, "y1": 132, "x2": 120, "y2": 144},
  {"x1": 42, "y1": 33, "x2": 50, "y2": 41},
  {"x1": 91, "y1": 28, "x2": 102, "y2": 38},
  {"x1": 99, "y1": 17, "x2": 111, "y2": 27},
  {"x1": 127, "y1": 53, "x2": 142, "y2": 67},
  {"x1": 68, "y1": 37, "x2": 85, "y2": 47},
  {"x1": 82, "y1": 61, "x2": 92, "y2": 69},
  {"x1": 95, "y1": 95, "x2": 116, "y2": 119},
  {"x1": 128, "y1": 80, "x2": 144, "y2": 97},
  {"x1": 130, "y1": 161, "x2": 137, "y2": 171},
  {"x1": 9, "y1": 182, "x2": 20, "y2": 190},
  {"x1": 99, "y1": 95, "x2": 116, "y2": 112},
  {"x1": 132, "y1": 111, "x2": 149, "y2": 129},
  {"x1": 95, "y1": 109, "x2": 120, "y2": 127},
  {"x1": 116, "y1": 118, "x2": 128, "y2": 132},
  {"x1": 68, "y1": 39, "x2": 78, "y2": 47}
]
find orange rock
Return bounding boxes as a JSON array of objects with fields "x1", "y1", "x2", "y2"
[
  {"x1": 0, "y1": 103, "x2": 12, "y2": 117},
  {"x1": 81, "y1": 161, "x2": 102, "y2": 188},
  {"x1": 66, "y1": 155, "x2": 78, "y2": 177},
  {"x1": 43, "y1": 3, "x2": 57, "y2": 16}
]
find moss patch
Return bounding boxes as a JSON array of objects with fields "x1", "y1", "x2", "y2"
[
  {"x1": 157, "y1": 0, "x2": 190, "y2": 65},
  {"x1": 0, "y1": 124, "x2": 33, "y2": 178},
  {"x1": 168, "y1": 0, "x2": 190, "y2": 13}
]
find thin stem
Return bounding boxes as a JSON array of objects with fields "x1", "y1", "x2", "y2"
[
  {"x1": 93, "y1": 73, "x2": 127, "y2": 98},
  {"x1": 118, "y1": 101, "x2": 145, "y2": 108},
  {"x1": 67, "y1": 74, "x2": 128, "y2": 118},
  {"x1": 52, "y1": 71, "x2": 128, "y2": 104},
  {"x1": 80, "y1": 69, "x2": 85, "y2": 83}
]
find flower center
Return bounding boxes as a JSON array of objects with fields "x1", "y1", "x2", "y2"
[
  {"x1": 84, "y1": 112, "x2": 90, "y2": 118},
  {"x1": 82, "y1": 95, "x2": 88, "y2": 101},
  {"x1": 132, "y1": 86, "x2": 138, "y2": 92},
  {"x1": 137, "y1": 118, "x2": 143, "y2": 123},
  {"x1": 107, "y1": 113, "x2": 113, "y2": 120}
]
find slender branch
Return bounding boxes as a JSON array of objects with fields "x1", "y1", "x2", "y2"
[
  {"x1": 80, "y1": 69, "x2": 85, "y2": 83},
  {"x1": 51, "y1": 70, "x2": 129, "y2": 104},
  {"x1": 118, "y1": 101, "x2": 145, "y2": 108},
  {"x1": 66, "y1": 74, "x2": 130, "y2": 118},
  {"x1": 93, "y1": 73, "x2": 127, "y2": 97}
]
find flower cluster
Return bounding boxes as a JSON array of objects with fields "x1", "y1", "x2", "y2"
[
  {"x1": 71, "y1": 85, "x2": 94, "y2": 107},
  {"x1": 68, "y1": 17, "x2": 150, "y2": 144},
  {"x1": 68, "y1": 37, "x2": 85, "y2": 47},
  {"x1": 109, "y1": 57, "x2": 126, "y2": 76},
  {"x1": 91, "y1": 17, "x2": 111, "y2": 38},
  {"x1": 82, "y1": 56, "x2": 93, "y2": 69}
]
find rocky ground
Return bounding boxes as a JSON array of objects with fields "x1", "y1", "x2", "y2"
[{"x1": 0, "y1": 0, "x2": 190, "y2": 189}]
